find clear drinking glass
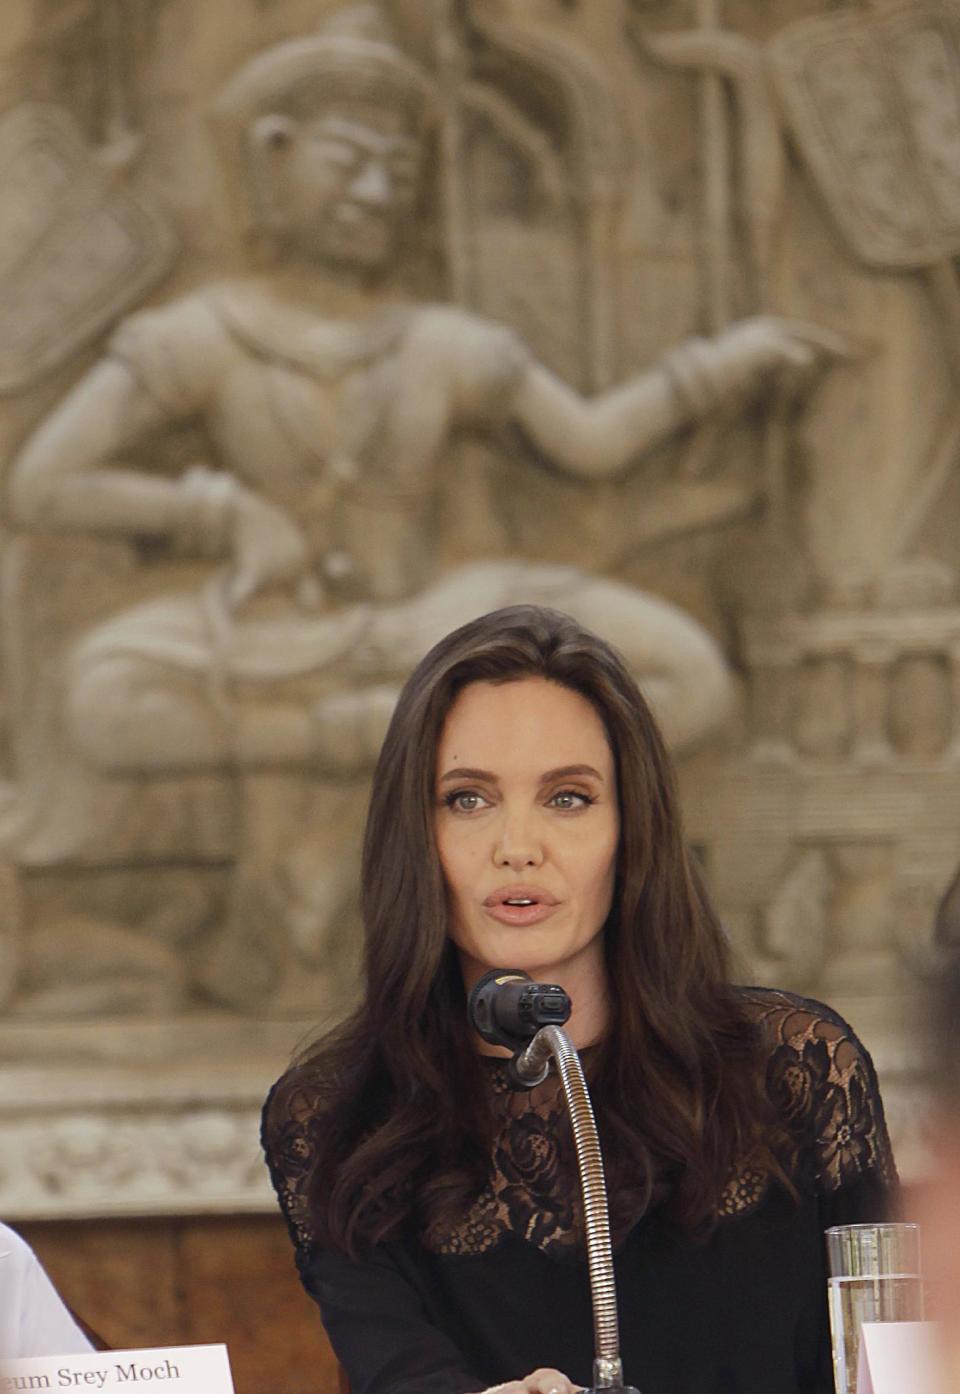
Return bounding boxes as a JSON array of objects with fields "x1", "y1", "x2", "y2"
[{"x1": 826, "y1": 1222, "x2": 924, "y2": 1394}]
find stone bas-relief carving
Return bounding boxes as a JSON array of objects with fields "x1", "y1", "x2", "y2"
[
  {"x1": 2, "y1": 5, "x2": 831, "y2": 1019},
  {"x1": 0, "y1": 1104, "x2": 273, "y2": 1219},
  {"x1": 0, "y1": 0, "x2": 957, "y2": 1213},
  {"x1": 770, "y1": 2, "x2": 960, "y2": 272},
  {"x1": 682, "y1": 1, "x2": 960, "y2": 1080},
  {"x1": 0, "y1": 104, "x2": 174, "y2": 393},
  {"x1": 0, "y1": 1017, "x2": 280, "y2": 1217}
]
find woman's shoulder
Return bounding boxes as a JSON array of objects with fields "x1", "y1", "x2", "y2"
[
  {"x1": 261, "y1": 1063, "x2": 334, "y2": 1171},
  {"x1": 734, "y1": 985, "x2": 898, "y2": 1194},
  {"x1": 734, "y1": 983, "x2": 879, "y2": 1102},
  {"x1": 736, "y1": 984, "x2": 866, "y2": 1049},
  {"x1": 261, "y1": 1067, "x2": 330, "y2": 1263}
]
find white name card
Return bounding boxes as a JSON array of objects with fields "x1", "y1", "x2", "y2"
[
  {"x1": 857, "y1": 1321, "x2": 944, "y2": 1394},
  {"x1": 2, "y1": 1345, "x2": 234, "y2": 1394}
]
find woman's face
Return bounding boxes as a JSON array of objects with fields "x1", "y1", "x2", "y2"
[{"x1": 434, "y1": 677, "x2": 619, "y2": 994}]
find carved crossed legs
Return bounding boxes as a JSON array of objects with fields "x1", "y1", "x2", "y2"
[
  {"x1": 358, "y1": 560, "x2": 736, "y2": 756},
  {"x1": 64, "y1": 563, "x2": 733, "y2": 777}
]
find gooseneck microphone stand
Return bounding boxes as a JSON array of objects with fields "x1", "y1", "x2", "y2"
[{"x1": 468, "y1": 970, "x2": 641, "y2": 1394}]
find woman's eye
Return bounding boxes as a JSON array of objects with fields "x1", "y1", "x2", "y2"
[
  {"x1": 445, "y1": 790, "x2": 489, "y2": 813},
  {"x1": 548, "y1": 789, "x2": 592, "y2": 811}
]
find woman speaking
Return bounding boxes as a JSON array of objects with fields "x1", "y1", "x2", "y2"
[{"x1": 262, "y1": 606, "x2": 896, "y2": 1394}]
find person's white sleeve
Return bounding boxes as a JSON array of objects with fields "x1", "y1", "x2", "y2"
[{"x1": 1, "y1": 1232, "x2": 93, "y2": 1358}]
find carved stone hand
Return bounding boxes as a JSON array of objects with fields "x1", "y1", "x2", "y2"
[
  {"x1": 226, "y1": 489, "x2": 314, "y2": 609},
  {"x1": 711, "y1": 314, "x2": 856, "y2": 404}
]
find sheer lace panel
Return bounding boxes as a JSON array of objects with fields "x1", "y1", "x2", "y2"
[
  {"x1": 422, "y1": 1059, "x2": 582, "y2": 1257},
  {"x1": 426, "y1": 989, "x2": 897, "y2": 1255},
  {"x1": 262, "y1": 1079, "x2": 324, "y2": 1267},
  {"x1": 261, "y1": 988, "x2": 897, "y2": 1264},
  {"x1": 741, "y1": 987, "x2": 898, "y2": 1194}
]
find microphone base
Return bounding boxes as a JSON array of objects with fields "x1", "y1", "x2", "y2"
[
  {"x1": 591, "y1": 1356, "x2": 638, "y2": 1392},
  {"x1": 584, "y1": 1386, "x2": 641, "y2": 1393}
]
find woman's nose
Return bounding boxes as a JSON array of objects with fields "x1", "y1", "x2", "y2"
[{"x1": 493, "y1": 814, "x2": 544, "y2": 870}]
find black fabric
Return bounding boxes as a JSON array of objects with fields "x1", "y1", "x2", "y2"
[{"x1": 262, "y1": 988, "x2": 897, "y2": 1394}]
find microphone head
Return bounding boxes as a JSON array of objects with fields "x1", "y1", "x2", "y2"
[
  {"x1": 468, "y1": 968, "x2": 528, "y2": 1041},
  {"x1": 468, "y1": 968, "x2": 571, "y2": 1052}
]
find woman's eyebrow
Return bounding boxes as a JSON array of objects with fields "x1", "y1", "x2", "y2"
[
  {"x1": 540, "y1": 764, "x2": 604, "y2": 782},
  {"x1": 439, "y1": 766, "x2": 497, "y2": 784},
  {"x1": 437, "y1": 763, "x2": 604, "y2": 785}
]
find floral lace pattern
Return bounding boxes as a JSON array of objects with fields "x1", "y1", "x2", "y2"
[
  {"x1": 423, "y1": 1064, "x2": 579, "y2": 1255},
  {"x1": 263, "y1": 988, "x2": 897, "y2": 1264},
  {"x1": 425, "y1": 989, "x2": 896, "y2": 1255},
  {"x1": 749, "y1": 988, "x2": 897, "y2": 1193},
  {"x1": 263, "y1": 1081, "x2": 325, "y2": 1270}
]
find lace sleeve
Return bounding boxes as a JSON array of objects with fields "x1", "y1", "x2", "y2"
[
  {"x1": 261, "y1": 1077, "x2": 487, "y2": 1394},
  {"x1": 261, "y1": 1074, "x2": 323, "y2": 1270},
  {"x1": 743, "y1": 988, "x2": 898, "y2": 1194}
]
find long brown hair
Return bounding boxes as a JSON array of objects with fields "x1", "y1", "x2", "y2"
[{"x1": 265, "y1": 605, "x2": 784, "y2": 1253}]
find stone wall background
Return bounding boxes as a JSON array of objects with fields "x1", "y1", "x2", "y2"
[{"x1": 0, "y1": 0, "x2": 957, "y2": 1238}]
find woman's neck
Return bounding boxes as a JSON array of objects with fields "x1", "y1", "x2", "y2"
[{"x1": 562, "y1": 965, "x2": 610, "y2": 1049}]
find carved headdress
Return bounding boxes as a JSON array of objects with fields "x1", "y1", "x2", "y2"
[{"x1": 214, "y1": 4, "x2": 439, "y2": 135}]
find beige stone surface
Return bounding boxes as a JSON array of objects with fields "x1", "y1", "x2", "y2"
[{"x1": 0, "y1": 0, "x2": 956, "y2": 1212}]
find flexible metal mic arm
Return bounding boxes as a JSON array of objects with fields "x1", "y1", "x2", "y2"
[
  {"x1": 467, "y1": 970, "x2": 640, "y2": 1394},
  {"x1": 512, "y1": 1026, "x2": 639, "y2": 1394}
]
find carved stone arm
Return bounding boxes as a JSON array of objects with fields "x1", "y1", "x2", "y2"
[
  {"x1": 510, "y1": 315, "x2": 834, "y2": 481},
  {"x1": 6, "y1": 360, "x2": 235, "y2": 556},
  {"x1": 509, "y1": 357, "x2": 686, "y2": 481}
]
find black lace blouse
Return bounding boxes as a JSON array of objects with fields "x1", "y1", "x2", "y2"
[{"x1": 262, "y1": 989, "x2": 897, "y2": 1394}]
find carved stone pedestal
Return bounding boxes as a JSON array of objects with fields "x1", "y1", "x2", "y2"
[{"x1": 0, "y1": 1017, "x2": 307, "y2": 1218}]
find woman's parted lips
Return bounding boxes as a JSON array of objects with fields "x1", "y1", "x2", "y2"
[{"x1": 482, "y1": 885, "x2": 560, "y2": 908}]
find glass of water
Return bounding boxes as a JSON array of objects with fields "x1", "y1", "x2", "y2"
[{"x1": 826, "y1": 1222, "x2": 924, "y2": 1394}]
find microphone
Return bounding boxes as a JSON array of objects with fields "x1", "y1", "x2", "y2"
[
  {"x1": 466, "y1": 969, "x2": 640, "y2": 1394},
  {"x1": 468, "y1": 968, "x2": 571, "y2": 1053}
]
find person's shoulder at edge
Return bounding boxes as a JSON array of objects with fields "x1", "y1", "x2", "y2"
[
  {"x1": 261, "y1": 1064, "x2": 327, "y2": 1148},
  {"x1": 0, "y1": 1218, "x2": 37, "y2": 1274},
  {"x1": 735, "y1": 984, "x2": 899, "y2": 1196},
  {"x1": 260, "y1": 1066, "x2": 336, "y2": 1270},
  {"x1": 0, "y1": 1220, "x2": 93, "y2": 1359}
]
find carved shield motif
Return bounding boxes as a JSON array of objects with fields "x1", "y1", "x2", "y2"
[
  {"x1": 0, "y1": 104, "x2": 176, "y2": 392},
  {"x1": 770, "y1": 1, "x2": 960, "y2": 269}
]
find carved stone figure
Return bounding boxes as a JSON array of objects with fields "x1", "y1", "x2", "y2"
[{"x1": 3, "y1": 5, "x2": 835, "y2": 1013}]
